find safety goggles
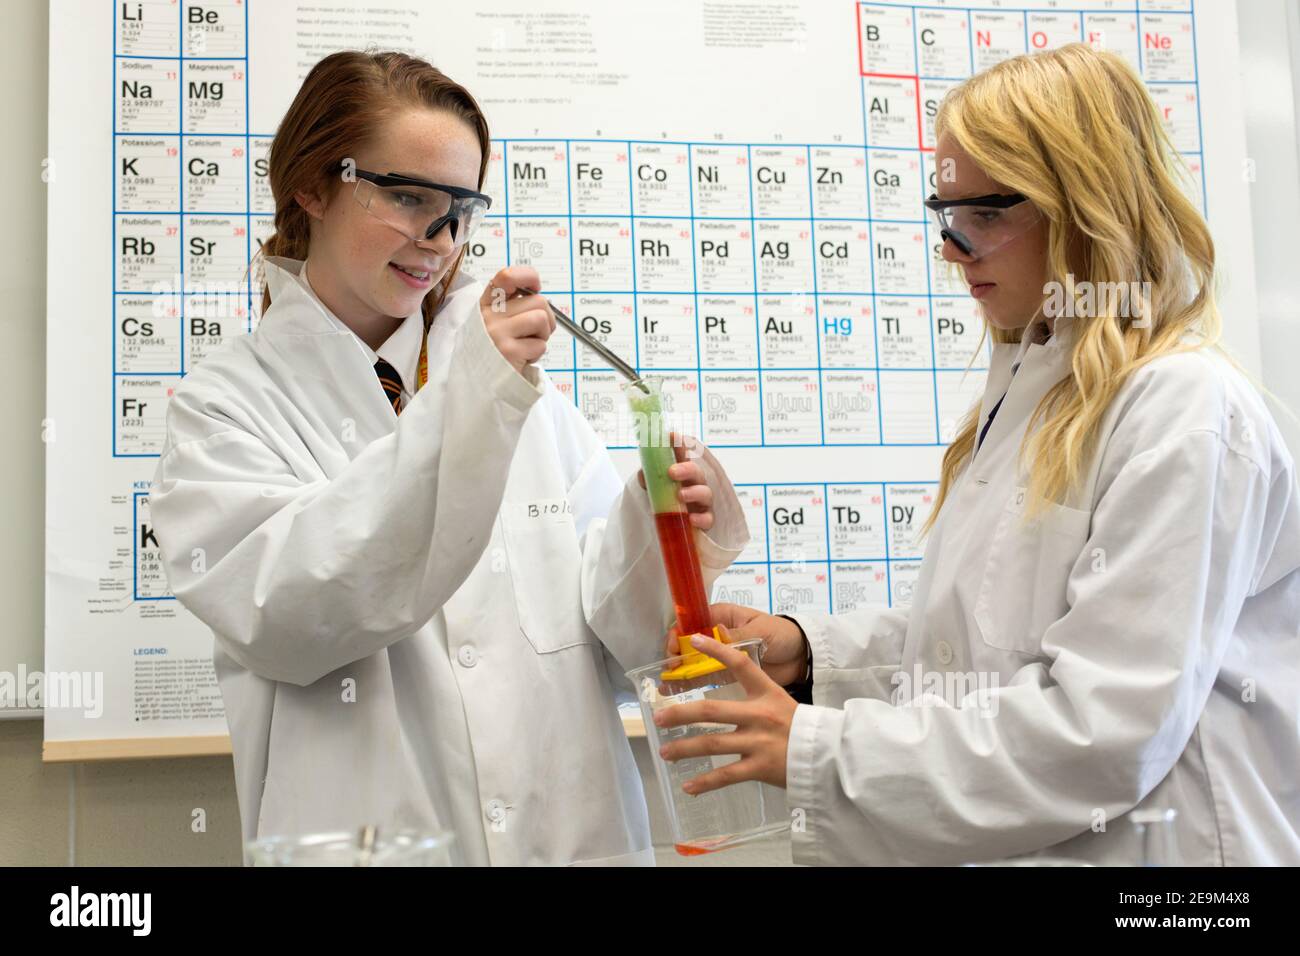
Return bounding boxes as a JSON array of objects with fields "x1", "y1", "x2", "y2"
[
  {"x1": 924, "y1": 192, "x2": 1039, "y2": 259},
  {"x1": 350, "y1": 167, "x2": 492, "y2": 250}
]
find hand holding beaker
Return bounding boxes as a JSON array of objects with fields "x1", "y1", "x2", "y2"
[{"x1": 653, "y1": 631, "x2": 799, "y2": 792}]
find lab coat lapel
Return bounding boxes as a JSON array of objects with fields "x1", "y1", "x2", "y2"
[
  {"x1": 969, "y1": 322, "x2": 1074, "y2": 479},
  {"x1": 256, "y1": 257, "x2": 398, "y2": 459},
  {"x1": 978, "y1": 340, "x2": 1022, "y2": 428}
]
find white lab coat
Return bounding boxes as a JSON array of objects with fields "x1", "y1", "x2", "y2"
[
  {"x1": 787, "y1": 320, "x2": 1300, "y2": 866},
  {"x1": 148, "y1": 256, "x2": 749, "y2": 866}
]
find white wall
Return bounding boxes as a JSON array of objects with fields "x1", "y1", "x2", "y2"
[
  {"x1": 1238, "y1": 0, "x2": 1300, "y2": 458},
  {"x1": 0, "y1": 0, "x2": 48, "y2": 710}
]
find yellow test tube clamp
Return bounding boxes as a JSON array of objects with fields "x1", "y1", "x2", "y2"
[{"x1": 659, "y1": 625, "x2": 732, "y2": 682}]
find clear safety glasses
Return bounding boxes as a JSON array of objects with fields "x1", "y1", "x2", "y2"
[
  {"x1": 351, "y1": 167, "x2": 492, "y2": 250},
  {"x1": 924, "y1": 192, "x2": 1039, "y2": 259}
]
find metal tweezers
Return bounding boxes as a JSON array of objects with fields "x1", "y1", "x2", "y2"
[{"x1": 547, "y1": 302, "x2": 649, "y2": 393}]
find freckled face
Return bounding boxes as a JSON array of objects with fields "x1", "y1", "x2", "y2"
[{"x1": 302, "y1": 108, "x2": 482, "y2": 324}]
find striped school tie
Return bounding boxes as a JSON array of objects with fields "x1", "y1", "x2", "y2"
[{"x1": 373, "y1": 358, "x2": 404, "y2": 416}]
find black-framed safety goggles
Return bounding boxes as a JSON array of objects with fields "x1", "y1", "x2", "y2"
[
  {"x1": 350, "y1": 167, "x2": 493, "y2": 250},
  {"x1": 924, "y1": 192, "x2": 1038, "y2": 258}
]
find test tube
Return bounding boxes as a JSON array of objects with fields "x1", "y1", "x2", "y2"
[{"x1": 625, "y1": 379, "x2": 713, "y2": 638}]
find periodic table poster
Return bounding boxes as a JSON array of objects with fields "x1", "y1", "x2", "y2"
[{"x1": 45, "y1": 0, "x2": 1258, "y2": 755}]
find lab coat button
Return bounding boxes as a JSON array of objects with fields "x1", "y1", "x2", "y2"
[
  {"x1": 457, "y1": 645, "x2": 478, "y2": 668},
  {"x1": 936, "y1": 641, "x2": 954, "y2": 665},
  {"x1": 485, "y1": 799, "x2": 507, "y2": 825}
]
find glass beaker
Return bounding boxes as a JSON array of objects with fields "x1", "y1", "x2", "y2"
[
  {"x1": 1130, "y1": 807, "x2": 1179, "y2": 866},
  {"x1": 245, "y1": 826, "x2": 457, "y2": 866},
  {"x1": 627, "y1": 639, "x2": 788, "y2": 856}
]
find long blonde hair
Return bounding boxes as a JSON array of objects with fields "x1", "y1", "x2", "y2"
[{"x1": 925, "y1": 43, "x2": 1221, "y2": 529}]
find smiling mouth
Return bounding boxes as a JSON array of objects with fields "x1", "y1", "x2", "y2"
[{"x1": 390, "y1": 262, "x2": 432, "y2": 280}]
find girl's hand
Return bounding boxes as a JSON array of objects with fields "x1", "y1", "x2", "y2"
[
  {"x1": 654, "y1": 630, "x2": 799, "y2": 791},
  {"x1": 664, "y1": 603, "x2": 809, "y2": 686},
  {"x1": 637, "y1": 432, "x2": 714, "y2": 530},
  {"x1": 479, "y1": 266, "x2": 555, "y2": 375}
]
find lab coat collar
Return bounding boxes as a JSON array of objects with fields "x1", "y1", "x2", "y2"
[
  {"x1": 260, "y1": 256, "x2": 337, "y2": 336},
  {"x1": 253, "y1": 257, "x2": 486, "y2": 458},
  {"x1": 251, "y1": 258, "x2": 399, "y2": 454},
  {"x1": 981, "y1": 341, "x2": 1022, "y2": 426},
  {"x1": 294, "y1": 259, "x2": 426, "y2": 399},
  {"x1": 252, "y1": 257, "x2": 394, "y2": 451}
]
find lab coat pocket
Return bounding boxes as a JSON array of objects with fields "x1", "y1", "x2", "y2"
[
  {"x1": 973, "y1": 487, "x2": 1091, "y2": 655},
  {"x1": 500, "y1": 500, "x2": 592, "y2": 653}
]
